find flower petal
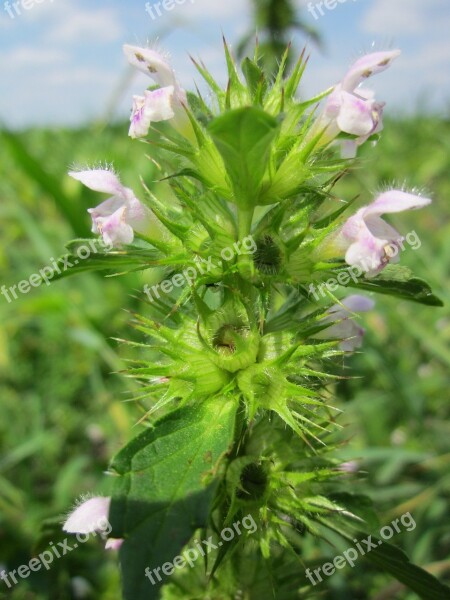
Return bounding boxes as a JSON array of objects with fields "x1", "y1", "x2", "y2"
[
  {"x1": 105, "y1": 538, "x2": 124, "y2": 551},
  {"x1": 364, "y1": 191, "x2": 432, "y2": 217},
  {"x1": 69, "y1": 169, "x2": 126, "y2": 198},
  {"x1": 128, "y1": 95, "x2": 150, "y2": 139},
  {"x1": 322, "y1": 295, "x2": 374, "y2": 351},
  {"x1": 337, "y1": 91, "x2": 376, "y2": 136},
  {"x1": 123, "y1": 44, "x2": 176, "y2": 87},
  {"x1": 339, "y1": 295, "x2": 375, "y2": 313},
  {"x1": 344, "y1": 234, "x2": 388, "y2": 275},
  {"x1": 99, "y1": 206, "x2": 135, "y2": 247},
  {"x1": 341, "y1": 50, "x2": 401, "y2": 92},
  {"x1": 129, "y1": 87, "x2": 176, "y2": 139},
  {"x1": 364, "y1": 215, "x2": 400, "y2": 240},
  {"x1": 63, "y1": 497, "x2": 111, "y2": 535},
  {"x1": 125, "y1": 197, "x2": 152, "y2": 233}
]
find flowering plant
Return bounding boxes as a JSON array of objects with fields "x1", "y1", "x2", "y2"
[{"x1": 56, "y1": 41, "x2": 446, "y2": 599}]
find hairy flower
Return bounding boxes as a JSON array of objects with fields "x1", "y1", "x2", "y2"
[
  {"x1": 123, "y1": 45, "x2": 178, "y2": 88},
  {"x1": 319, "y1": 295, "x2": 375, "y2": 351},
  {"x1": 69, "y1": 169, "x2": 151, "y2": 247},
  {"x1": 129, "y1": 87, "x2": 176, "y2": 139},
  {"x1": 316, "y1": 50, "x2": 400, "y2": 156},
  {"x1": 63, "y1": 496, "x2": 123, "y2": 551},
  {"x1": 123, "y1": 44, "x2": 188, "y2": 139},
  {"x1": 335, "y1": 190, "x2": 431, "y2": 276}
]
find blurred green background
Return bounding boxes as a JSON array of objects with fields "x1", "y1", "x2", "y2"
[{"x1": 1, "y1": 1, "x2": 450, "y2": 599}]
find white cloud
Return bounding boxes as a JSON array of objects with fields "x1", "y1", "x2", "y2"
[
  {"x1": 361, "y1": 0, "x2": 448, "y2": 36},
  {"x1": 3, "y1": 46, "x2": 69, "y2": 69},
  {"x1": 42, "y1": 66, "x2": 117, "y2": 86},
  {"x1": 170, "y1": 0, "x2": 248, "y2": 20},
  {"x1": 47, "y1": 7, "x2": 124, "y2": 43}
]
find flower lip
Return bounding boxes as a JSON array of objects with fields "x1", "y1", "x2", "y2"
[
  {"x1": 69, "y1": 169, "x2": 127, "y2": 197},
  {"x1": 63, "y1": 496, "x2": 111, "y2": 534},
  {"x1": 69, "y1": 168, "x2": 151, "y2": 247},
  {"x1": 339, "y1": 190, "x2": 431, "y2": 276},
  {"x1": 341, "y1": 49, "x2": 401, "y2": 92},
  {"x1": 129, "y1": 86, "x2": 176, "y2": 139},
  {"x1": 123, "y1": 44, "x2": 176, "y2": 88}
]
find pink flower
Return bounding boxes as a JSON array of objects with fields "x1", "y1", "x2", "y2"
[
  {"x1": 318, "y1": 295, "x2": 375, "y2": 352},
  {"x1": 63, "y1": 496, "x2": 123, "y2": 551},
  {"x1": 318, "y1": 50, "x2": 400, "y2": 156},
  {"x1": 339, "y1": 460, "x2": 359, "y2": 473},
  {"x1": 105, "y1": 538, "x2": 124, "y2": 551},
  {"x1": 123, "y1": 44, "x2": 188, "y2": 139},
  {"x1": 336, "y1": 190, "x2": 431, "y2": 276},
  {"x1": 129, "y1": 87, "x2": 176, "y2": 139},
  {"x1": 69, "y1": 168, "x2": 151, "y2": 247}
]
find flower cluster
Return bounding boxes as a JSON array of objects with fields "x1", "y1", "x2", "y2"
[{"x1": 60, "y1": 40, "x2": 440, "y2": 600}]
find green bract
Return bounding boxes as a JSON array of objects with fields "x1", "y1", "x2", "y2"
[{"x1": 58, "y1": 40, "x2": 446, "y2": 600}]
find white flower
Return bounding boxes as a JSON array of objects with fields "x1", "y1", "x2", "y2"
[
  {"x1": 63, "y1": 496, "x2": 123, "y2": 551},
  {"x1": 336, "y1": 191, "x2": 431, "y2": 276},
  {"x1": 129, "y1": 87, "x2": 176, "y2": 139},
  {"x1": 69, "y1": 168, "x2": 151, "y2": 247},
  {"x1": 63, "y1": 496, "x2": 111, "y2": 535},
  {"x1": 123, "y1": 44, "x2": 188, "y2": 139},
  {"x1": 316, "y1": 50, "x2": 400, "y2": 156}
]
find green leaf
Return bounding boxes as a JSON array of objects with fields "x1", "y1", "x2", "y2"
[
  {"x1": 207, "y1": 107, "x2": 279, "y2": 207},
  {"x1": 39, "y1": 247, "x2": 164, "y2": 283},
  {"x1": 109, "y1": 397, "x2": 238, "y2": 600},
  {"x1": 241, "y1": 58, "x2": 268, "y2": 104},
  {"x1": 346, "y1": 265, "x2": 444, "y2": 307},
  {"x1": 358, "y1": 532, "x2": 450, "y2": 599},
  {"x1": 320, "y1": 517, "x2": 450, "y2": 599}
]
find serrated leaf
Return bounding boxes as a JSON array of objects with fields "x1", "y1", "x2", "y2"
[{"x1": 109, "y1": 397, "x2": 238, "y2": 600}]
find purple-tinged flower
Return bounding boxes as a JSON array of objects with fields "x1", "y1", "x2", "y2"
[
  {"x1": 338, "y1": 460, "x2": 360, "y2": 473},
  {"x1": 316, "y1": 50, "x2": 400, "y2": 156},
  {"x1": 69, "y1": 169, "x2": 151, "y2": 247},
  {"x1": 129, "y1": 87, "x2": 176, "y2": 139},
  {"x1": 105, "y1": 538, "x2": 124, "y2": 551},
  {"x1": 335, "y1": 191, "x2": 431, "y2": 276},
  {"x1": 123, "y1": 45, "x2": 178, "y2": 88},
  {"x1": 63, "y1": 496, "x2": 123, "y2": 551},
  {"x1": 123, "y1": 44, "x2": 189, "y2": 139},
  {"x1": 318, "y1": 295, "x2": 375, "y2": 351}
]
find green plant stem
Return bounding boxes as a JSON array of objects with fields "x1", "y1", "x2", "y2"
[{"x1": 237, "y1": 207, "x2": 255, "y2": 278}]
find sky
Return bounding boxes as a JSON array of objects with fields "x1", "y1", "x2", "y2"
[{"x1": 0, "y1": 0, "x2": 449, "y2": 128}]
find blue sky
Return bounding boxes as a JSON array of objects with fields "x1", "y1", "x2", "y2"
[{"x1": 1, "y1": 0, "x2": 449, "y2": 128}]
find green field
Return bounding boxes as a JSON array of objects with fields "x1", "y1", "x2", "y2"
[{"x1": 0, "y1": 113, "x2": 449, "y2": 599}]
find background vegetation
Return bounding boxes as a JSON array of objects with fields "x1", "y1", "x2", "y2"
[{"x1": 1, "y1": 1, "x2": 449, "y2": 597}]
